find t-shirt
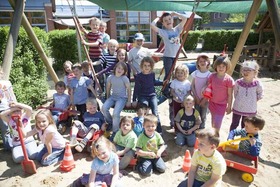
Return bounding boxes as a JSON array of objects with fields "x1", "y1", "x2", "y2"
[
  {"x1": 101, "y1": 32, "x2": 110, "y2": 54},
  {"x1": 128, "y1": 47, "x2": 153, "y2": 74},
  {"x1": 209, "y1": 73, "x2": 234, "y2": 104},
  {"x1": 37, "y1": 125, "x2": 65, "y2": 149},
  {"x1": 170, "y1": 79, "x2": 191, "y2": 102},
  {"x1": 70, "y1": 76, "x2": 92, "y2": 105},
  {"x1": 8, "y1": 114, "x2": 34, "y2": 146},
  {"x1": 192, "y1": 150, "x2": 227, "y2": 186},
  {"x1": 113, "y1": 130, "x2": 137, "y2": 150},
  {"x1": 133, "y1": 116, "x2": 144, "y2": 136},
  {"x1": 136, "y1": 131, "x2": 164, "y2": 159},
  {"x1": 99, "y1": 52, "x2": 117, "y2": 75},
  {"x1": 0, "y1": 80, "x2": 17, "y2": 111},
  {"x1": 86, "y1": 31, "x2": 103, "y2": 59},
  {"x1": 134, "y1": 72, "x2": 156, "y2": 98},
  {"x1": 107, "y1": 75, "x2": 129, "y2": 98},
  {"x1": 191, "y1": 70, "x2": 211, "y2": 100},
  {"x1": 83, "y1": 111, "x2": 105, "y2": 128},
  {"x1": 232, "y1": 78, "x2": 263, "y2": 116},
  {"x1": 174, "y1": 108, "x2": 200, "y2": 131},
  {"x1": 91, "y1": 152, "x2": 119, "y2": 175},
  {"x1": 158, "y1": 25, "x2": 183, "y2": 57},
  {"x1": 53, "y1": 93, "x2": 70, "y2": 111}
]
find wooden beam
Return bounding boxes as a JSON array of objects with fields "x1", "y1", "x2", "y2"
[
  {"x1": 228, "y1": 0, "x2": 263, "y2": 76},
  {"x1": 2, "y1": 0, "x2": 25, "y2": 80},
  {"x1": 266, "y1": 0, "x2": 280, "y2": 50},
  {"x1": 8, "y1": 0, "x2": 59, "y2": 83}
]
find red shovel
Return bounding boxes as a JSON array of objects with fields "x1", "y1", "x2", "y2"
[{"x1": 12, "y1": 115, "x2": 37, "y2": 174}]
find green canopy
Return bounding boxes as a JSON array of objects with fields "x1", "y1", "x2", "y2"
[{"x1": 89, "y1": 0, "x2": 280, "y2": 13}]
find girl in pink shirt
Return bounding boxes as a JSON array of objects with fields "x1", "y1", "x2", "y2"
[{"x1": 207, "y1": 56, "x2": 234, "y2": 135}]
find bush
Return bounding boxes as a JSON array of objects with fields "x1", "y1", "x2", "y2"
[
  {"x1": 48, "y1": 29, "x2": 81, "y2": 71},
  {"x1": 0, "y1": 27, "x2": 49, "y2": 108}
]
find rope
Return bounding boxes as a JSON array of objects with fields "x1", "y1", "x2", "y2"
[{"x1": 66, "y1": 0, "x2": 103, "y2": 93}]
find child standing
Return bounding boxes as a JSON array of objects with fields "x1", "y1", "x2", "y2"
[
  {"x1": 207, "y1": 56, "x2": 234, "y2": 135},
  {"x1": 51, "y1": 81, "x2": 70, "y2": 126},
  {"x1": 79, "y1": 17, "x2": 104, "y2": 92},
  {"x1": 128, "y1": 33, "x2": 162, "y2": 75},
  {"x1": 178, "y1": 128, "x2": 227, "y2": 187},
  {"x1": 174, "y1": 95, "x2": 201, "y2": 146},
  {"x1": 70, "y1": 64, "x2": 97, "y2": 121},
  {"x1": 136, "y1": 114, "x2": 166, "y2": 176},
  {"x1": 151, "y1": 12, "x2": 187, "y2": 80},
  {"x1": 134, "y1": 57, "x2": 162, "y2": 133},
  {"x1": 22, "y1": 109, "x2": 65, "y2": 166},
  {"x1": 170, "y1": 65, "x2": 191, "y2": 128},
  {"x1": 230, "y1": 60, "x2": 263, "y2": 131},
  {"x1": 113, "y1": 116, "x2": 137, "y2": 170},
  {"x1": 101, "y1": 62, "x2": 131, "y2": 136},
  {"x1": 81, "y1": 61, "x2": 95, "y2": 98},
  {"x1": 70, "y1": 98, "x2": 106, "y2": 152},
  {"x1": 191, "y1": 54, "x2": 212, "y2": 129},
  {"x1": 228, "y1": 115, "x2": 265, "y2": 156},
  {"x1": 0, "y1": 102, "x2": 38, "y2": 163},
  {"x1": 63, "y1": 60, "x2": 75, "y2": 93},
  {"x1": 99, "y1": 21, "x2": 110, "y2": 54}
]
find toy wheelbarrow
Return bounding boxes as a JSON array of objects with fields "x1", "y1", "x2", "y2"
[
  {"x1": 12, "y1": 115, "x2": 37, "y2": 174},
  {"x1": 218, "y1": 134, "x2": 254, "y2": 151}
]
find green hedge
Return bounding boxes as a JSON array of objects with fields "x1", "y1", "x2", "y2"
[
  {"x1": 47, "y1": 29, "x2": 85, "y2": 71},
  {"x1": 184, "y1": 30, "x2": 274, "y2": 51},
  {"x1": 0, "y1": 27, "x2": 49, "y2": 108}
]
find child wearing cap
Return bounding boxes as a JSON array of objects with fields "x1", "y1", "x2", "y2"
[
  {"x1": 191, "y1": 54, "x2": 212, "y2": 129},
  {"x1": 229, "y1": 60, "x2": 264, "y2": 131},
  {"x1": 128, "y1": 32, "x2": 162, "y2": 75}
]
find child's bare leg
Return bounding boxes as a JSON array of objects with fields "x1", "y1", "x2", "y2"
[
  {"x1": 69, "y1": 121, "x2": 80, "y2": 146},
  {"x1": 75, "y1": 124, "x2": 99, "y2": 152}
]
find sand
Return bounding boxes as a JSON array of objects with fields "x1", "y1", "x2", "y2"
[{"x1": 0, "y1": 52, "x2": 279, "y2": 187}]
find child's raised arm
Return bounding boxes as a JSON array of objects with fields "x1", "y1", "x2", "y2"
[
  {"x1": 0, "y1": 107, "x2": 20, "y2": 123},
  {"x1": 13, "y1": 102, "x2": 32, "y2": 118},
  {"x1": 171, "y1": 12, "x2": 188, "y2": 29},
  {"x1": 150, "y1": 17, "x2": 160, "y2": 33}
]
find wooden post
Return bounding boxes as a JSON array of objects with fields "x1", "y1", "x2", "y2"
[
  {"x1": 228, "y1": 0, "x2": 263, "y2": 76},
  {"x1": 266, "y1": 0, "x2": 280, "y2": 67},
  {"x1": 2, "y1": 0, "x2": 25, "y2": 80},
  {"x1": 8, "y1": 0, "x2": 59, "y2": 83}
]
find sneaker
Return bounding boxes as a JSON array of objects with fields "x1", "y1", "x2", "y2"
[
  {"x1": 69, "y1": 137, "x2": 78, "y2": 147},
  {"x1": 75, "y1": 140, "x2": 87, "y2": 152}
]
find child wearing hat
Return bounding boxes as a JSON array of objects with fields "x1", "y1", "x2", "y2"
[
  {"x1": 229, "y1": 60, "x2": 264, "y2": 131},
  {"x1": 128, "y1": 32, "x2": 163, "y2": 76}
]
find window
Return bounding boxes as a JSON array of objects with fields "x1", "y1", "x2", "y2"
[
  {"x1": 0, "y1": 11, "x2": 46, "y2": 30},
  {"x1": 116, "y1": 11, "x2": 151, "y2": 43}
]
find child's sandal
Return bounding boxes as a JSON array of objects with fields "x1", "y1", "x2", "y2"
[{"x1": 75, "y1": 140, "x2": 87, "y2": 152}]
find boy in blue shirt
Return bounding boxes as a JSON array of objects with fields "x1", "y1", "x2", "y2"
[{"x1": 228, "y1": 115, "x2": 265, "y2": 156}]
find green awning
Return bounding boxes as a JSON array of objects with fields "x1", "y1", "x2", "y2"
[{"x1": 88, "y1": 0, "x2": 280, "y2": 13}]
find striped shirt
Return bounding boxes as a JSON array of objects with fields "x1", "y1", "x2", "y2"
[
  {"x1": 86, "y1": 31, "x2": 103, "y2": 59},
  {"x1": 98, "y1": 52, "x2": 117, "y2": 75}
]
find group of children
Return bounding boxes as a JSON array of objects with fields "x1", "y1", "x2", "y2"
[{"x1": 0, "y1": 11, "x2": 267, "y2": 187}]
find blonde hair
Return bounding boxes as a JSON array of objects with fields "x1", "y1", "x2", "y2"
[
  {"x1": 183, "y1": 95, "x2": 195, "y2": 104},
  {"x1": 174, "y1": 65, "x2": 189, "y2": 80},
  {"x1": 196, "y1": 128, "x2": 220, "y2": 147},
  {"x1": 144, "y1": 114, "x2": 158, "y2": 127},
  {"x1": 108, "y1": 39, "x2": 119, "y2": 47},
  {"x1": 35, "y1": 109, "x2": 56, "y2": 129},
  {"x1": 91, "y1": 136, "x2": 116, "y2": 158},
  {"x1": 89, "y1": 17, "x2": 101, "y2": 25},
  {"x1": 100, "y1": 21, "x2": 107, "y2": 27}
]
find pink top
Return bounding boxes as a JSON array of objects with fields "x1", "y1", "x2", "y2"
[
  {"x1": 38, "y1": 125, "x2": 65, "y2": 149},
  {"x1": 208, "y1": 73, "x2": 234, "y2": 104},
  {"x1": 191, "y1": 70, "x2": 211, "y2": 99}
]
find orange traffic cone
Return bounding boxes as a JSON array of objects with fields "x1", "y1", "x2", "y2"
[
  {"x1": 60, "y1": 144, "x2": 75, "y2": 172},
  {"x1": 101, "y1": 182, "x2": 107, "y2": 187},
  {"x1": 182, "y1": 150, "x2": 191, "y2": 172},
  {"x1": 203, "y1": 84, "x2": 212, "y2": 99}
]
